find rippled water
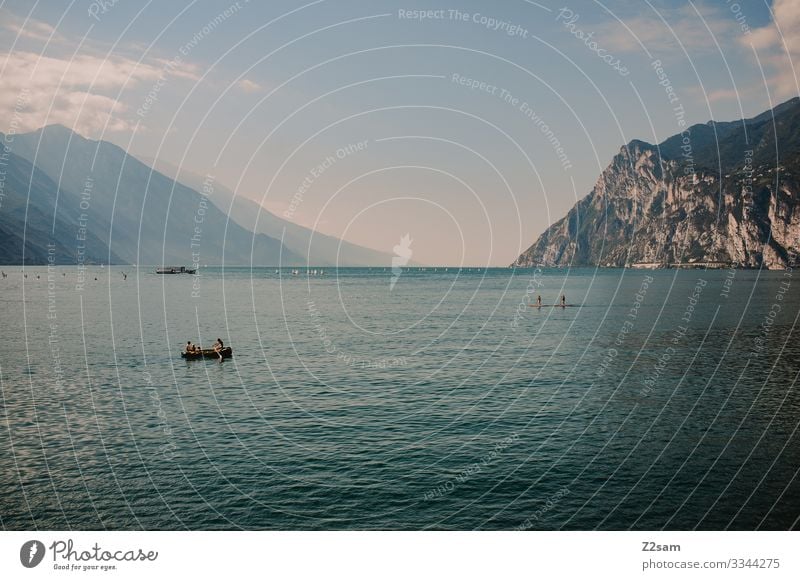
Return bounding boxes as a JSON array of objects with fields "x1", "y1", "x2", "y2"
[{"x1": 1, "y1": 265, "x2": 799, "y2": 530}]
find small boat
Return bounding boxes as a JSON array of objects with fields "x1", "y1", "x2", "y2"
[
  {"x1": 181, "y1": 347, "x2": 233, "y2": 359},
  {"x1": 156, "y1": 266, "x2": 197, "y2": 274}
]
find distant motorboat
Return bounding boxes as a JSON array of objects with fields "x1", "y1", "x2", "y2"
[{"x1": 156, "y1": 266, "x2": 197, "y2": 274}]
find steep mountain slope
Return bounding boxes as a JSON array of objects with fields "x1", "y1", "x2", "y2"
[
  {"x1": 6, "y1": 126, "x2": 302, "y2": 265},
  {"x1": 140, "y1": 157, "x2": 397, "y2": 267},
  {"x1": 0, "y1": 147, "x2": 120, "y2": 264},
  {"x1": 514, "y1": 98, "x2": 800, "y2": 269}
]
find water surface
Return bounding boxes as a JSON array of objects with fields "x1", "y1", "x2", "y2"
[{"x1": 1, "y1": 266, "x2": 799, "y2": 530}]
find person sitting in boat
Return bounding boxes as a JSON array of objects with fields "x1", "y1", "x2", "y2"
[
  {"x1": 213, "y1": 338, "x2": 225, "y2": 360},
  {"x1": 185, "y1": 341, "x2": 197, "y2": 354}
]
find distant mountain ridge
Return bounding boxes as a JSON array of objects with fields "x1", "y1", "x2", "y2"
[
  {"x1": 513, "y1": 97, "x2": 800, "y2": 269},
  {"x1": 2, "y1": 125, "x2": 302, "y2": 265},
  {"x1": 140, "y1": 157, "x2": 397, "y2": 267}
]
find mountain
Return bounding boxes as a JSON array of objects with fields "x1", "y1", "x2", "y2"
[
  {"x1": 4, "y1": 125, "x2": 302, "y2": 265},
  {"x1": 0, "y1": 146, "x2": 120, "y2": 265},
  {"x1": 140, "y1": 156, "x2": 398, "y2": 267},
  {"x1": 513, "y1": 97, "x2": 800, "y2": 269}
]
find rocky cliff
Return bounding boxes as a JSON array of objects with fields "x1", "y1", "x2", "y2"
[{"x1": 513, "y1": 98, "x2": 800, "y2": 269}]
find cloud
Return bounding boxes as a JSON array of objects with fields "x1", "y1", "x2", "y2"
[
  {"x1": 0, "y1": 8, "x2": 204, "y2": 137},
  {"x1": 704, "y1": 87, "x2": 742, "y2": 103},
  {"x1": 0, "y1": 11, "x2": 60, "y2": 43},
  {"x1": 683, "y1": 83, "x2": 762, "y2": 106},
  {"x1": 151, "y1": 56, "x2": 202, "y2": 81},
  {"x1": 0, "y1": 50, "x2": 164, "y2": 136},
  {"x1": 588, "y1": 2, "x2": 800, "y2": 105},
  {"x1": 595, "y1": 3, "x2": 737, "y2": 56},
  {"x1": 744, "y1": 0, "x2": 800, "y2": 99},
  {"x1": 237, "y1": 78, "x2": 262, "y2": 93}
]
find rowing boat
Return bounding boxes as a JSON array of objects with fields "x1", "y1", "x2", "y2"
[{"x1": 181, "y1": 347, "x2": 233, "y2": 359}]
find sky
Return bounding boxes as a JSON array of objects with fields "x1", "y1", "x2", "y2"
[{"x1": 1, "y1": 0, "x2": 797, "y2": 265}]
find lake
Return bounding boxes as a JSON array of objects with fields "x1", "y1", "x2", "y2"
[{"x1": 1, "y1": 265, "x2": 798, "y2": 530}]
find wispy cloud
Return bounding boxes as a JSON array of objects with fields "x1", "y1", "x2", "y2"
[
  {"x1": 151, "y1": 56, "x2": 202, "y2": 81},
  {"x1": 704, "y1": 87, "x2": 744, "y2": 103},
  {"x1": 0, "y1": 10, "x2": 61, "y2": 43},
  {"x1": 595, "y1": 3, "x2": 737, "y2": 56},
  {"x1": 237, "y1": 78, "x2": 262, "y2": 93},
  {"x1": 0, "y1": 8, "x2": 204, "y2": 137},
  {"x1": 745, "y1": 0, "x2": 800, "y2": 99},
  {"x1": 0, "y1": 50, "x2": 163, "y2": 135}
]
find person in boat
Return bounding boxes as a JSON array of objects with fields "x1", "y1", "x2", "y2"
[
  {"x1": 560, "y1": 295, "x2": 566, "y2": 307},
  {"x1": 185, "y1": 341, "x2": 197, "y2": 354},
  {"x1": 213, "y1": 338, "x2": 225, "y2": 360},
  {"x1": 536, "y1": 295, "x2": 542, "y2": 307}
]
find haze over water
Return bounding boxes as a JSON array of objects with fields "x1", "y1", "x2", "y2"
[{"x1": 1, "y1": 266, "x2": 798, "y2": 530}]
